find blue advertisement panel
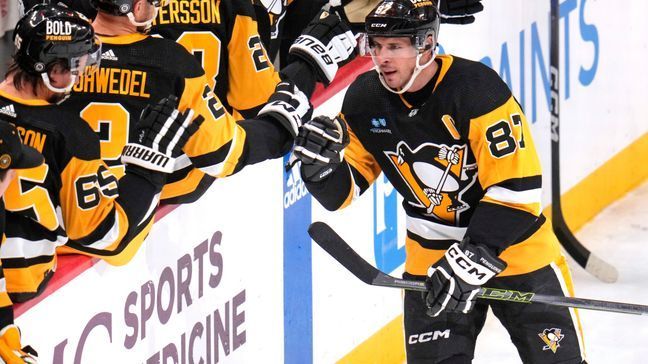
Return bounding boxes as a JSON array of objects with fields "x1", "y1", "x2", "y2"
[
  {"x1": 373, "y1": 175, "x2": 404, "y2": 274},
  {"x1": 282, "y1": 156, "x2": 312, "y2": 363}
]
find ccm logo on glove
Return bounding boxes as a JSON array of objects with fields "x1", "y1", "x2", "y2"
[{"x1": 446, "y1": 244, "x2": 504, "y2": 285}]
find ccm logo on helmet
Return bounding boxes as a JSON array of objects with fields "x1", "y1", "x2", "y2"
[
  {"x1": 371, "y1": 23, "x2": 387, "y2": 28},
  {"x1": 408, "y1": 330, "x2": 451, "y2": 344},
  {"x1": 45, "y1": 20, "x2": 73, "y2": 41}
]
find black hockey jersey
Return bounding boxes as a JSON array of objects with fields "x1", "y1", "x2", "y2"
[
  {"x1": 306, "y1": 55, "x2": 562, "y2": 277},
  {"x1": 151, "y1": 0, "x2": 281, "y2": 120},
  {"x1": 0, "y1": 91, "x2": 157, "y2": 301},
  {"x1": 0, "y1": 201, "x2": 12, "y2": 328},
  {"x1": 68, "y1": 33, "x2": 235, "y2": 204},
  {"x1": 67, "y1": 33, "x2": 291, "y2": 207}
]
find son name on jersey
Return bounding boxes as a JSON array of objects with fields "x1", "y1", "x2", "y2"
[{"x1": 15, "y1": 126, "x2": 47, "y2": 153}]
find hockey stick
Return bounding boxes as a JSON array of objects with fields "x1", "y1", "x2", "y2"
[
  {"x1": 549, "y1": 0, "x2": 618, "y2": 283},
  {"x1": 308, "y1": 221, "x2": 648, "y2": 315}
]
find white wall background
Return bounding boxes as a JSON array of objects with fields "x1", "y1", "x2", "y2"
[{"x1": 15, "y1": 1, "x2": 648, "y2": 363}]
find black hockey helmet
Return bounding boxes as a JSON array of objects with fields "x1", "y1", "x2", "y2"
[
  {"x1": 362, "y1": 0, "x2": 441, "y2": 94},
  {"x1": 13, "y1": 3, "x2": 100, "y2": 76},
  {"x1": 364, "y1": 0, "x2": 440, "y2": 51},
  {"x1": 13, "y1": 3, "x2": 101, "y2": 95},
  {"x1": 90, "y1": 0, "x2": 167, "y2": 16}
]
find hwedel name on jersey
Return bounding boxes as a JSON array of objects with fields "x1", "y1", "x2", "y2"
[
  {"x1": 73, "y1": 67, "x2": 151, "y2": 98},
  {"x1": 284, "y1": 166, "x2": 309, "y2": 208},
  {"x1": 45, "y1": 20, "x2": 72, "y2": 41}
]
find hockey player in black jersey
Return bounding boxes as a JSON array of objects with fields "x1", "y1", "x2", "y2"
[
  {"x1": 294, "y1": 0, "x2": 586, "y2": 363},
  {"x1": 0, "y1": 124, "x2": 43, "y2": 363},
  {"x1": 0, "y1": 3, "x2": 200, "y2": 363},
  {"x1": 59, "y1": 0, "x2": 353, "y2": 261}
]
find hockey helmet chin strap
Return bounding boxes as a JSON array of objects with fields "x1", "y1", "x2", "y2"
[
  {"x1": 41, "y1": 73, "x2": 76, "y2": 104},
  {"x1": 373, "y1": 47, "x2": 437, "y2": 95},
  {"x1": 126, "y1": 6, "x2": 159, "y2": 32}
]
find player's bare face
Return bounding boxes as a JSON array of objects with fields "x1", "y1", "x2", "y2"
[
  {"x1": 370, "y1": 37, "x2": 418, "y2": 90},
  {"x1": 134, "y1": 0, "x2": 158, "y2": 24},
  {"x1": 49, "y1": 67, "x2": 74, "y2": 89},
  {"x1": 44, "y1": 65, "x2": 75, "y2": 103}
]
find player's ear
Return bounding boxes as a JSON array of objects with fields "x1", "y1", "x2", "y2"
[
  {"x1": 425, "y1": 34, "x2": 436, "y2": 52},
  {"x1": 47, "y1": 62, "x2": 72, "y2": 87},
  {"x1": 132, "y1": 0, "x2": 146, "y2": 15}
]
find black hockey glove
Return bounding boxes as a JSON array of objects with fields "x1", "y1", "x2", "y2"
[
  {"x1": 257, "y1": 81, "x2": 312, "y2": 138},
  {"x1": 122, "y1": 95, "x2": 203, "y2": 183},
  {"x1": 294, "y1": 115, "x2": 349, "y2": 182},
  {"x1": 289, "y1": 4, "x2": 357, "y2": 85},
  {"x1": 439, "y1": 0, "x2": 484, "y2": 24},
  {"x1": 424, "y1": 238, "x2": 506, "y2": 317}
]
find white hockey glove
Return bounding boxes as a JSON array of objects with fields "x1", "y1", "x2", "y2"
[
  {"x1": 0, "y1": 325, "x2": 38, "y2": 364},
  {"x1": 289, "y1": 5, "x2": 357, "y2": 85},
  {"x1": 439, "y1": 0, "x2": 484, "y2": 25},
  {"x1": 294, "y1": 115, "x2": 349, "y2": 182},
  {"x1": 424, "y1": 238, "x2": 506, "y2": 317},
  {"x1": 122, "y1": 95, "x2": 203, "y2": 174},
  {"x1": 257, "y1": 81, "x2": 312, "y2": 137}
]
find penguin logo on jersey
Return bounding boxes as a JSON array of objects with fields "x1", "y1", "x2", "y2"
[
  {"x1": 257, "y1": 0, "x2": 287, "y2": 38},
  {"x1": 384, "y1": 141, "x2": 477, "y2": 224},
  {"x1": 538, "y1": 328, "x2": 564, "y2": 353}
]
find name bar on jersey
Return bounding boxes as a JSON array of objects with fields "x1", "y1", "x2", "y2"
[
  {"x1": 155, "y1": 0, "x2": 221, "y2": 25},
  {"x1": 73, "y1": 68, "x2": 150, "y2": 98}
]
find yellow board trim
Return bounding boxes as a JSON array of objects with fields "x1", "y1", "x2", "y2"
[
  {"x1": 544, "y1": 132, "x2": 648, "y2": 230},
  {"x1": 338, "y1": 315, "x2": 406, "y2": 364},
  {"x1": 336, "y1": 131, "x2": 648, "y2": 363}
]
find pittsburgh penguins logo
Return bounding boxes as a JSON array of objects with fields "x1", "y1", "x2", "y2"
[
  {"x1": 385, "y1": 141, "x2": 477, "y2": 223},
  {"x1": 538, "y1": 328, "x2": 564, "y2": 353}
]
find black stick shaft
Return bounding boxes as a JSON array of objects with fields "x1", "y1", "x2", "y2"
[
  {"x1": 548, "y1": 0, "x2": 617, "y2": 283},
  {"x1": 308, "y1": 221, "x2": 646, "y2": 316}
]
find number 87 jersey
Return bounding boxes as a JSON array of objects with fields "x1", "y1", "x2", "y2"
[{"x1": 315, "y1": 55, "x2": 563, "y2": 278}]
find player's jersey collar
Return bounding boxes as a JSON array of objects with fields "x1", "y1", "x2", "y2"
[
  {"x1": 97, "y1": 32, "x2": 148, "y2": 45},
  {"x1": 432, "y1": 54, "x2": 454, "y2": 93},
  {"x1": 0, "y1": 89, "x2": 51, "y2": 106}
]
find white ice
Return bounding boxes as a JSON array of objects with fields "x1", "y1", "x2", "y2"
[{"x1": 474, "y1": 179, "x2": 648, "y2": 363}]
